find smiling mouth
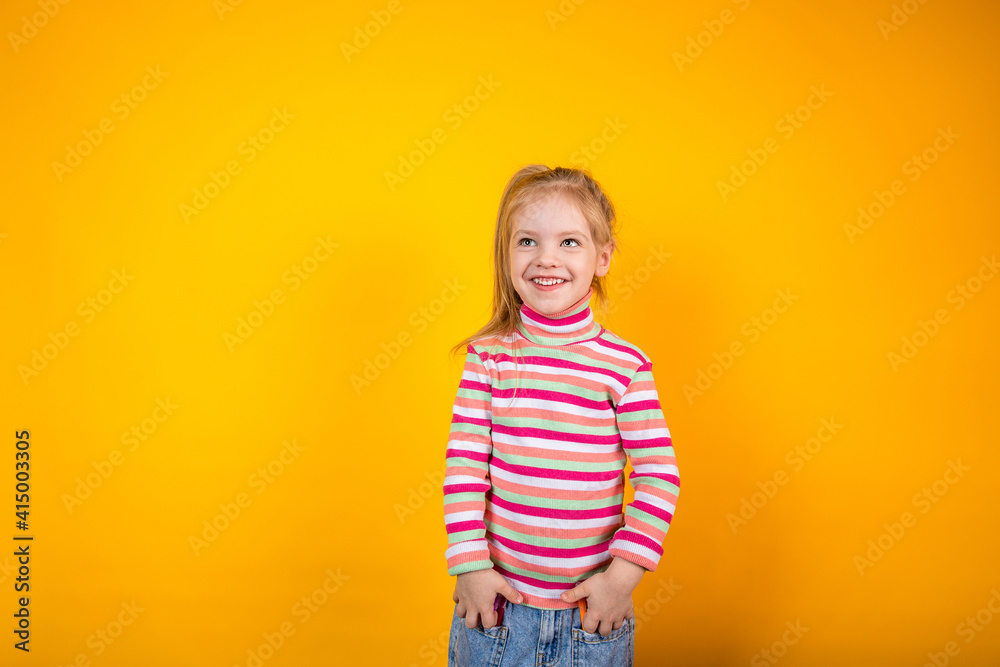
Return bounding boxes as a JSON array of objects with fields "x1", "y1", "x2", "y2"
[{"x1": 531, "y1": 278, "x2": 565, "y2": 286}]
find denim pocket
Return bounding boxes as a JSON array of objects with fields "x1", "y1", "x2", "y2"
[
  {"x1": 571, "y1": 616, "x2": 634, "y2": 666},
  {"x1": 450, "y1": 607, "x2": 508, "y2": 667}
]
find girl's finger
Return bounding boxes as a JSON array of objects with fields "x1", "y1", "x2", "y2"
[
  {"x1": 499, "y1": 582, "x2": 524, "y2": 605},
  {"x1": 561, "y1": 582, "x2": 587, "y2": 603},
  {"x1": 480, "y1": 608, "x2": 498, "y2": 630}
]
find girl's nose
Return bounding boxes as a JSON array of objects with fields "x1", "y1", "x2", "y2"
[{"x1": 535, "y1": 245, "x2": 560, "y2": 265}]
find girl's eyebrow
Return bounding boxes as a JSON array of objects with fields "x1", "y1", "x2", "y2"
[{"x1": 513, "y1": 229, "x2": 586, "y2": 237}]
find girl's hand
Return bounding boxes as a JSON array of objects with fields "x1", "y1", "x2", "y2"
[
  {"x1": 560, "y1": 557, "x2": 645, "y2": 636},
  {"x1": 453, "y1": 568, "x2": 523, "y2": 630}
]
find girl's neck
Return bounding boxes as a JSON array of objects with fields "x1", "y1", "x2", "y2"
[{"x1": 516, "y1": 287, "x2": 602, "y2": 346}]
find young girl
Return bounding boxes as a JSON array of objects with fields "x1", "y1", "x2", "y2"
[{"x1": 443, "y1": 165, "x2": 680, "y2": 667}]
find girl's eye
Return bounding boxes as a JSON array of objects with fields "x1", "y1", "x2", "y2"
[{"x1": 515, "y1": 238, "x2": 580, "y2": 247}]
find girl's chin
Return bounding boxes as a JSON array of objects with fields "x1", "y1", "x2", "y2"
[{"x1": 522, "y1": 294, "x2": 577, "y2": 316}]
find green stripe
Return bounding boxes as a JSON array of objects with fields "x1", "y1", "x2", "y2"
[
  {"x1": 448, "y1": 528, "x2": 485, "y2": 543},
  {"x1": 493, "y1": 487, "x2": 624, "y2": 510},
  {"x1": 624, "y1": 506, "x2": 670, "y2": 532},
  {"x1": 497, "y1": 557, "x2": 611, "y2": 584},
  {"x1": 448, "y1": 559, "x2": 493, "y2": 575},
  {"x1": 489, "y1": 449, "x2": 625, "y2": 473},
  {"x1": 486, "y1": 519, "x2": 617, "y2": 549}
]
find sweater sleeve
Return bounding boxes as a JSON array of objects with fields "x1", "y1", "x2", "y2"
[
  {"x1": 442, "y1": 343, "x2": 495, "y2": 575},
  {"x1": 608, "y1": 360, "x2": 680, "y2": 572}
]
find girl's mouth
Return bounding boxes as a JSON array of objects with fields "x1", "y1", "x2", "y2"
[{"x1": 531, "y1": 277, "x2": 566, "y2": 290}]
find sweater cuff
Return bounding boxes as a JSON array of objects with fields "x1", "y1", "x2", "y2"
[
  {"x1": 446, "y1": 539, "x2": 493, "y2": 576},
  {"x1": 609, "y1": 531, "x2": 662, "y2": 572}
]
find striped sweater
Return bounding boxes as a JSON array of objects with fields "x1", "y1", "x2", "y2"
[{"x1": 442, "y1": 286, "x2": 680, "y2": 609}]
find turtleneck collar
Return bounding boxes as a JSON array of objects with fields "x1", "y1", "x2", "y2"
[{"x1": 515, "y1": 286, "x2": 603, "y2": 346}]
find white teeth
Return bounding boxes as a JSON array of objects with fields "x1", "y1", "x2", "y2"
[{"x1": 532, "y1": 278, "x2": 564, "y2": 286}]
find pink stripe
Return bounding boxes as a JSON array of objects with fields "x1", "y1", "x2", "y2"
[
  {"x1": 614, "y1": 529, "x2": 663, "y2": 555},
  {"x1": 492, "y1": 442, "x2": 623, "y2": 466},
  {"x1": 493, "y1": 352, "x2": 631, "y2": 386},
  {"x1": 595, "y1": 338, "x2": 647, "y2": 365},
  {"x1": 490, "y1": 493, "x2": 622, "y2": 520},
  {"x1": 445, "y1": 448, "x2": 489, "y2": 462},
  {"x1": 451, "y1": 415, "x2": 491, "y2": 429},
  {"x1": 447, "y1": 520, "x2": 485, "y2": 534},
  {"x1": 492, "y1": 386, "x2": 612, "y2": 411},
  {"x1": 623, "y1": 443, "x2": 674, "y2": 454},
  {"x1": 607, "y1": 550, "x2": 656, "y2": 572},
  {"x1": 620, "y1": 436, "x2": 673, "y2": 449},
  {"x1": 631, "y1": 499, "x2": 675, "y2": 523},
  {"x1": 620, "y1": 399, "x2": 663, "y2": 413},
  {"x1": 486, "y1": 509, "x2": 615, "y2": 540},
  {"x1": 492, "y1": 563, "x2": 576, "y2": 591},
  {"x1": 492, "y1": 423, "x2": 621, "y2": 446},
  {"x1": 491, "y1": 473, "x2": 623, "y2": 502},
  {"x1": 491, "y1": 531, "x2": 611, "y2": 559},
  {"x1": 458, "y1": 378, "x2": 490, "y2": 392},
  {"x1": 630, "y1": 472, "x2": 680, "y2": 487},
  {"x1": 490, "y1": 456, "x2": 622, "y2": 482},
  {"x1": 490, "y1": 543, "x2": 607, "y2": 578},
  {"x1": 443, "y1": 483, "x2": 489, "y2": 495},
  {"x1": 521, "y1": 303, "x2": 590, "y2": 329}
]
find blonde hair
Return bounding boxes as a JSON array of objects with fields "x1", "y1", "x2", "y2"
[{"x1": 450, "y1": 165, "x2": 620, "y2": 369}]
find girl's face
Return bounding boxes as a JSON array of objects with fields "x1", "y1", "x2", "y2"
[{"x1": 509, "y1": 192, "x2": 612, "y2": 317}]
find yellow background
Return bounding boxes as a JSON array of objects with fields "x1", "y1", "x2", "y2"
[{"x1": 2, "y1": 0, "x2": 998, "y2": 664}]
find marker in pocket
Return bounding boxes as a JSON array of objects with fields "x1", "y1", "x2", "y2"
[{"x1": 494, "y1": 593, "x2": 506, "y2": 625}]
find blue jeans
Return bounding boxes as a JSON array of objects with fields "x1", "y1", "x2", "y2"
[{"x1": 448, "y1": 599, "x2": 635, "y2": 667}]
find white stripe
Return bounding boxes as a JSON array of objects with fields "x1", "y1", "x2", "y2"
[
  {"x1": 632, "y1": 463, "x2": 679, "y2": 477},
  {"x1": 446, "y1": 540, "x2": 489, "y2": 559},
  {"x1": 620, "y1": 426, "x2": 672, "y2": 440},
  {"x1": 590, "y1": 334, "x2": 648, "y2": 362},
  {"x1": 488, "y1": 537, "x2": 612, "y2": 571},
  {"x1": 502, "y1": 580, "x2": 572, "y2": 599},
  {"x1": 444, "y1": 509, "x2": 485, "y2": 524},
  {"x1": 445, "y1": 438, "x2": 492, "y2": 454},
  {"x1": 443, "y1": 474, "x2": 489, "y2": 486},
  {"x1": 582, "y1": 338, "x2": 642, "y2": 365},
  {"x1": 452, "y1": 404, "x2": 491, "y2": 420},
  {"x1": 521, "y1": 310, "x2": 593, "y2": 334},
  {"x1": 633, "y1": 491, "x2": 677, "y2": 515},
  {"x1": 461, "y1": 367, "x2": 491, "y2": 384},
  {"x1": 487, "y1": 501, "x2": 622, "y2": 531},
  {"x1": 488, "y1": 463, "x2": 623, "y2": 491},
  {"x1": 492, "y1": 393, "x2": 615, "y2": 420},
  {"x1": 493, "y1": 358, "x2": 622, "y2": 394},
  {"x1": 609, "y1": 539, "x2": 659, "y2": 564},
  {"x1": 633, "y1": 489, "x2": 676, "y2": 508},
  {"x1": 490, "y1": 430, "x2": 626, "y2": 455},
  {"x1": 621, "y1": 387, "x2": 659, "y2": 401}
]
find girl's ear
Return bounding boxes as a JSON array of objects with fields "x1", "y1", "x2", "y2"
[{"x1": 595, "y1": 242, "x2": 614, "y2": 277}]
